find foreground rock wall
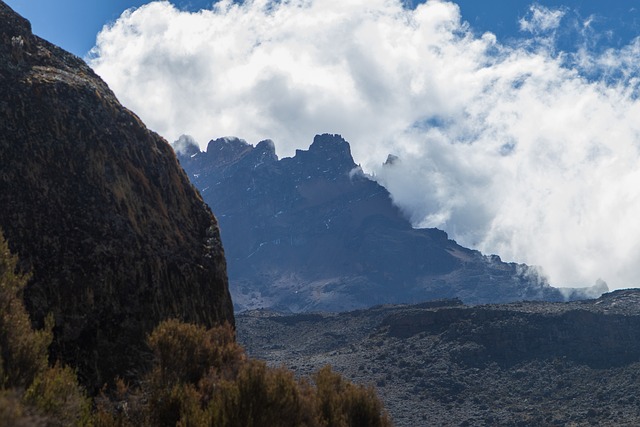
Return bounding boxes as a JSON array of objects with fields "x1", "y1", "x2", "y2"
[{"x1": 0, "y1": 2, "x2": 233, "y2": 390}]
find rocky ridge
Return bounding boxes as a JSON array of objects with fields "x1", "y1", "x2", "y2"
[
  {"x1": 176, "y1": 133, "x2": 604, "y2": 312},
  {"x1": 0, "y1": 1, "x2": 233, "y2": 390},
  {"x1": 237, "y1": 289, "x2": 640, "y2": 426}
]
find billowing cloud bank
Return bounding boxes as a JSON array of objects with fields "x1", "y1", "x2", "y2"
[{"x1": 90, "y1": 0, "x2": 640, "y2": 290}]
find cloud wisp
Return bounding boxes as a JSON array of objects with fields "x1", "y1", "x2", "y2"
[
  {"x1": 90, "y1": 0, "x2": 640, "y2": 290},
  {"x1": 519, "y1": 4, "x2": 565, "y2": 34}
]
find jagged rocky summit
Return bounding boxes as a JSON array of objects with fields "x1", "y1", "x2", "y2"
[
  {"x1": 175, "y1": 133, "x2": 604, "y2": 312},
  {"x1": 0, "y1": 2, "x2": 233, "y2": 390}
]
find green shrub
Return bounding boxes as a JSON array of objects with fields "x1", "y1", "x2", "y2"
[
  {"x1": 0, "y1": 231, "x2": 91, "y2": 425},
  {"x1": 208, "y1": 360, "x2": 320, "y2": 427},
  {"x1": 0, "y1": 390, "x2": 44, "y2": 426},
  {"x1": 0, "y1": 231, "x2": 52, "y2": 389},
  {"x1": 147, "y1": 319, "x2": 243, "y2": 387},
  {"x1": 314, "y1": 365, "x2": 392, "y2": 427},
  {"x1": 141, "y1": 320, "x2": 392, "y2": 427},
  {"x1": 146, "y1": 320, "x2": 245, "y2": 426},
  {"x1": 24, "y1": 364, "x2": 91, "y2": 427},
  {"x1": 93, "y1": 378, "x2": 143, "y2": 427}
]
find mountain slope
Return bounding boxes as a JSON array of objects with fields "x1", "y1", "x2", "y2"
[
  {"x1": 0, "y1": 1, "x2": 233, "y2": 390},
  {"x1": 175, "y1": 133, "x2": 597, "y2": 311},
  {"x1": 237, "y1": 289, "x2": 640, "y2": 426}
]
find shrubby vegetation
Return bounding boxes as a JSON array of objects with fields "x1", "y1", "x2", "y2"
[
  {"x1": 95, "y1": 320, "x2": 392, "y2": 426},
  {"x1": 0, "y1": 230, "x2": 91, "y2": 426},
  {"x1": 0, "y1": 230, "x2": 391, "y2": 426}
]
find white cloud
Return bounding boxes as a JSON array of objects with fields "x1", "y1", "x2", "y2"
[
  {"x1": 519, "y1": 4, "x2": 565, "y2": 34},
  {"x1": 90, "y1": 0, "x2": 640, "y2": 290}
]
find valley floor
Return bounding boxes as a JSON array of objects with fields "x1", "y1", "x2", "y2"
[{"x1": 236, "y1": 293, "x2": 640, "y2": 426}]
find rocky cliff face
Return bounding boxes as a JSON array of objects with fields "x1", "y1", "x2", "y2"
[
  {"x1": 176, "y1": 133, "x2": 600, "y2": 311},
  {"x1": 0, "y1": 2, "x2": 233, "y2": 390}
]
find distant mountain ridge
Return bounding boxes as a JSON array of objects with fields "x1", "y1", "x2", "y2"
[{"x1": 175, "y1": 133, "x2": 603, "y2": 311}]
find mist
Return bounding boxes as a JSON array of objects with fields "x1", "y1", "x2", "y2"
[{"x1": 89, "y1": 0, "x2": 640, "y2": 290}]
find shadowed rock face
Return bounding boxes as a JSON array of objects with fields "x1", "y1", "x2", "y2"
[
  {"x1": 176, "y1": 133, "x2": 595, "y2": 312},
  {"x1": 0, "y1": 2, "x2": 233, "y2": 390}
]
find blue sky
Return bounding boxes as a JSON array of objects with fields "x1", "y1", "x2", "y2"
[
  {"x1": 5, "y1": 1, "x2": 640, "y2": 58},
  {"x1": 6, "y1": 0, "x2": 640, "y2": 291},
  {"x1": 4, "y1": 0, "x2": 211, "y2": 56}
]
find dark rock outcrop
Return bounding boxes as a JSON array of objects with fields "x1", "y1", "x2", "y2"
[
  {"x1": 176, "y1": 133, "x2": 599, "y2": 311},
  {"x1": 0, "y1": 2, "x2": 234, "y2": 390},
  {"x1": 381, "y1": 289, "x2": 640, "y2": 368}
]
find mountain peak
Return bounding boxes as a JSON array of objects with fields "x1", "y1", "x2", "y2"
[
  {"x1": 206, "y1": 136, "x2": 251, "y2": 153},
  {"x1": 309, "y1": 133, "x2": 350, "y2": 153},
  {"x1": 256, "y1": 138, "x2": 276, "y2": 155},
  {"x1": 251, "y1": 139, "x2": 279, "y2": 164},
  {"x1": 289, "y1": 133, "x2": 357, "y2": 176},
  {"x1": 384, "y1": 154, "x2": 399, "y2": 166},
  {"x1": 309, "y1": 133, "x2": 354, "y2": 162},
  {"x1": 205, "y1": 136, "x2": 252, "y2": 165},
  {"x1": 173, "y1": 134, "x2": 200, "y2": 157}
]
